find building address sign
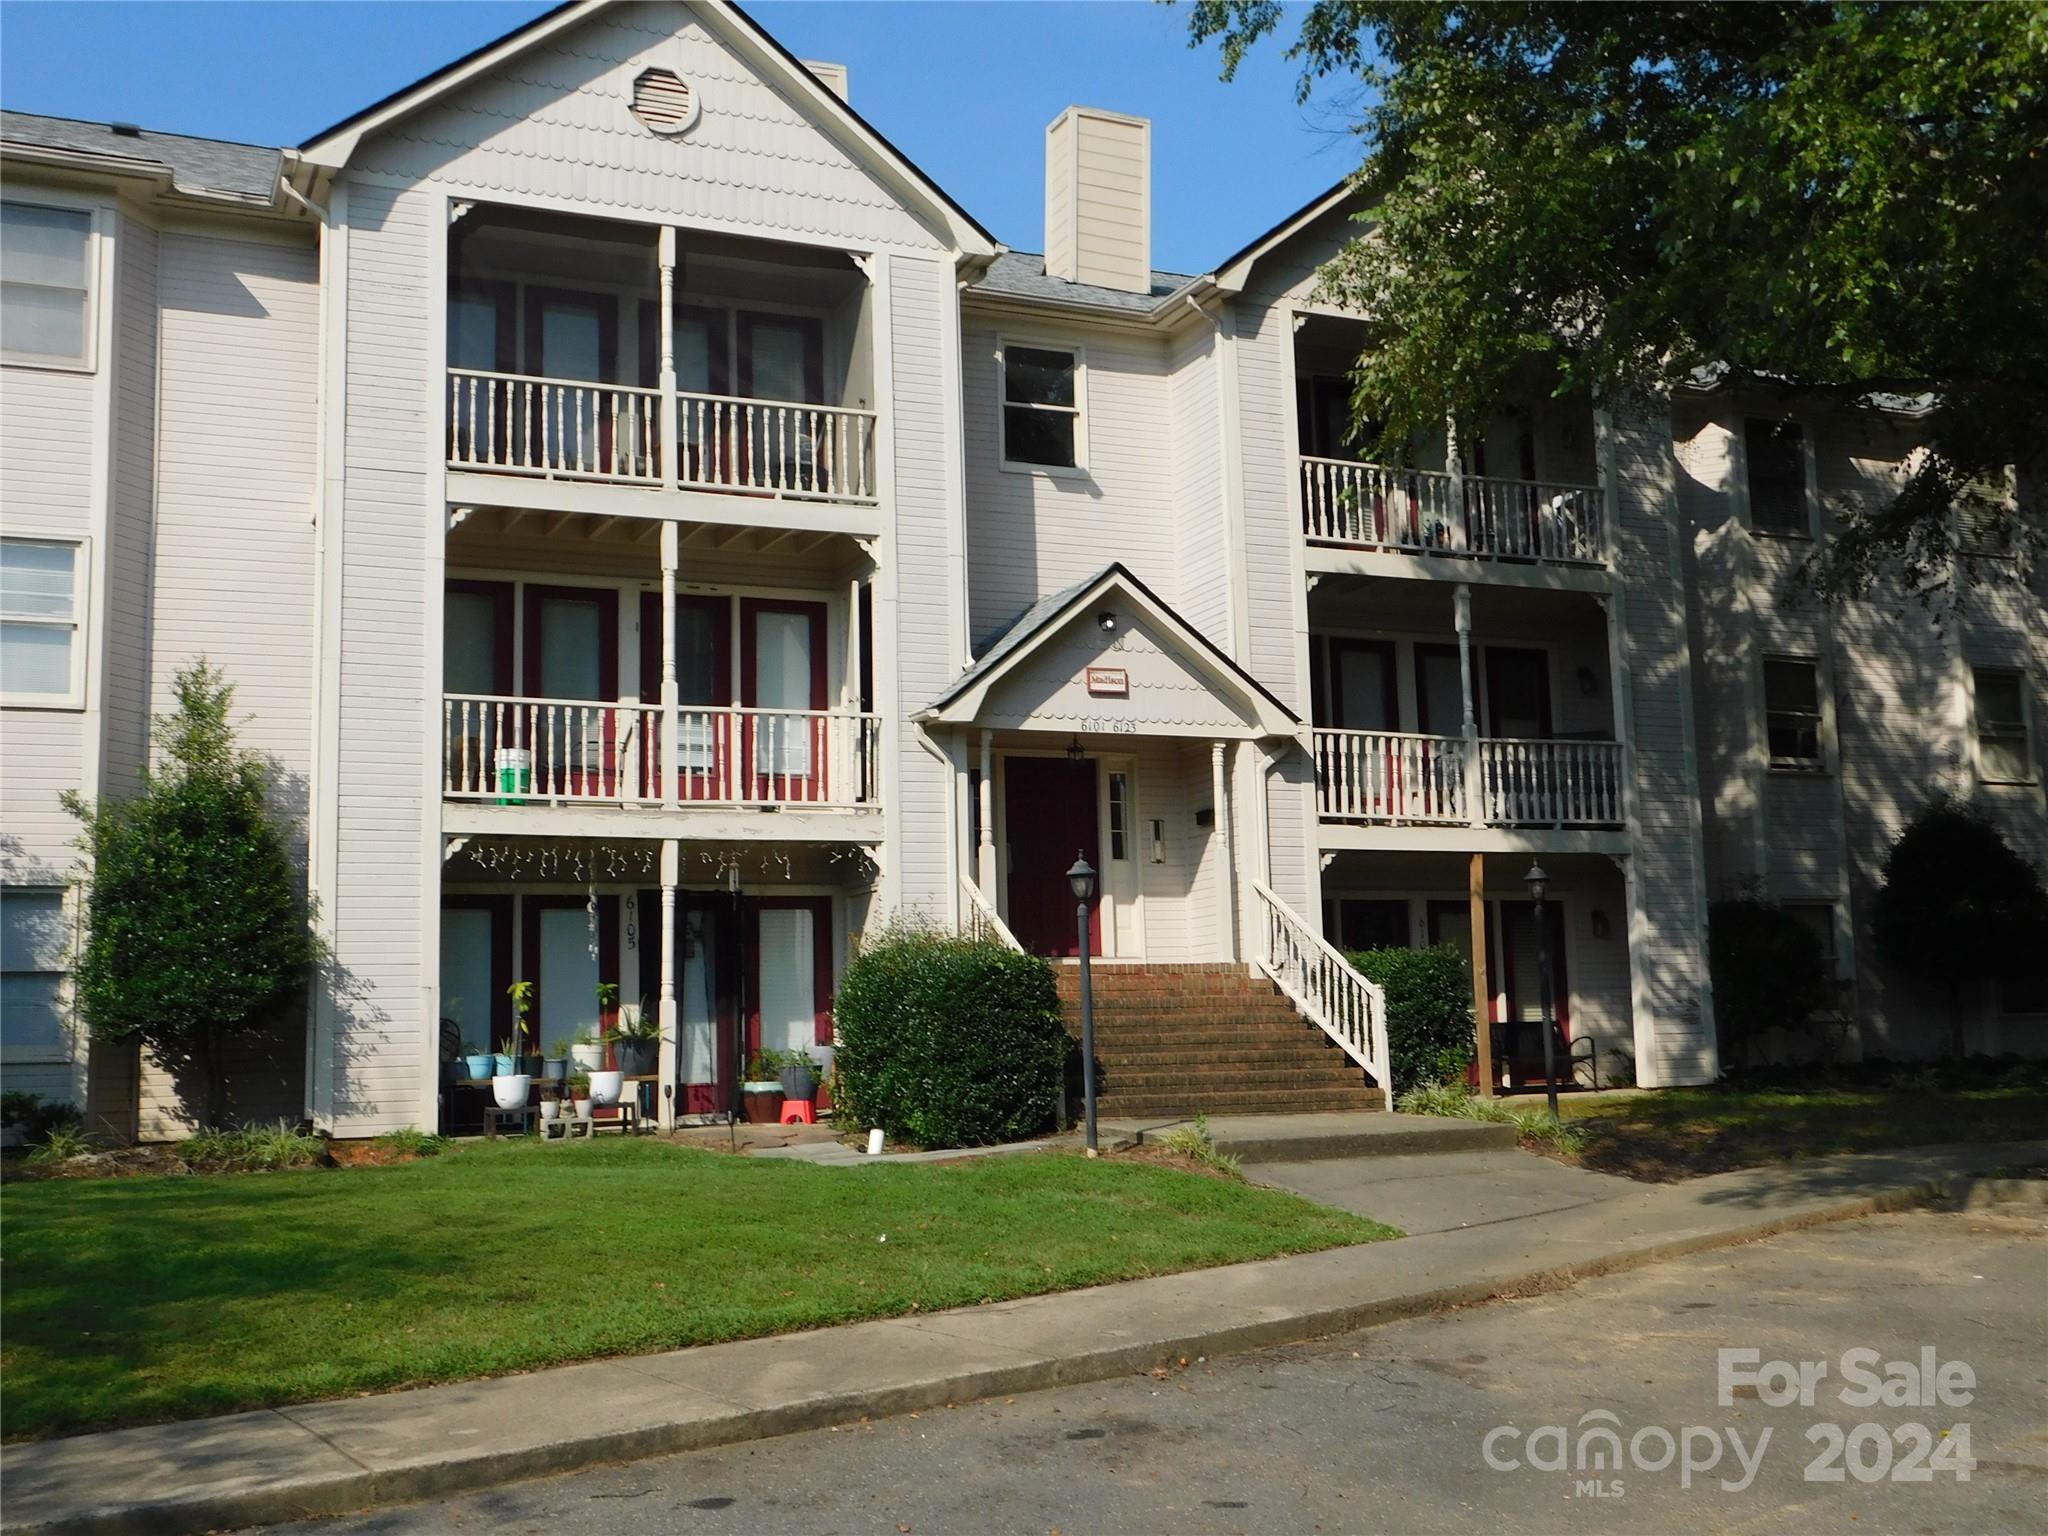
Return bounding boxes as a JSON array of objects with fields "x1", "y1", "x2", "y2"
[{"x1": 1085, "y1": 666, "x2": 1129, "y2": 697}]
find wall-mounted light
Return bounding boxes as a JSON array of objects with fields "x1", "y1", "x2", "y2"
[
  {"x1": 1096, "y1": 610, "x2": 1118, "y2": 634},
  {"x1": 1065, "y1": 736, "x2": 1085, "y2": 766},
  {"x1": 1148, "y1": 818, "x2": 1165, "y2": 863}
]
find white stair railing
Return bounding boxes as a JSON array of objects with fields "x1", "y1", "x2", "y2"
[
  {"x1": 1251, "y1": 880, "x2": 1390, "y2": 1103},
  {"x1": 960, "y1": 878, "x2": 1024, "y2": 952}
]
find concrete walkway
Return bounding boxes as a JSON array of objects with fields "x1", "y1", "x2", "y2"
[
  {"x1": 1247, "y1": 1148, "x2": 1642, "y2": 1235},
  {"x1": 1103, "y1": 1109, "x2": 1516, "y2": 1160},
  {"x1": 5, "y1": 1139, "x2": 2040, "y2": 1536}
]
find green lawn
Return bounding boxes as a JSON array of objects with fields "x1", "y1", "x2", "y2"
[
  {"x1": 0, "y1": 1139, "x2": 1392, "y2": 1440},
  {"x1": 1559, "y1": 1084, "x2": 2048, "y2": 1181}
]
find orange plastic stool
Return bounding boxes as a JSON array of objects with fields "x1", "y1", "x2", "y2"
[{"x1": 780, "y1": 1099, "x2": 816, "y2": 1125}]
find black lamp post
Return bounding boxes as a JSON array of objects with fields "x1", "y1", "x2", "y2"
[
  {"x1": 1068, "y1": 852, "x2": 1099, "y2": 1153},
  {"x1": 1524, "y1": 860, "x2": 1560, "y2": 1120}
]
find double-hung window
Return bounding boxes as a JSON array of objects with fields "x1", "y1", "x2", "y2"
[
  {"x1": 1, "y1": 202, "x2": 94, "y2": 368},
  {"x1": 1972, "y1": 667, "x2": 2032, "y2": 783},
  {"x1": 1763, "y1": 656, "x2": 1825, "y2": 769},
  {"x1": 1001, "y1": 343, "x2": 1082, "y2": 471},
  {"x1": 1, "y1": 888, "x2": 70, "y2": 1063},
  {"x1": 1744, "y1": 418, "x2": 1809, "y2": 536},
  {"x1": 1, "y1": 538, "x2": 87, "y2": 706}
]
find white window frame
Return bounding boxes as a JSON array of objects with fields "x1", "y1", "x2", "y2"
[
  {"x1": 1739, "y1": 416, "x2": 1816, "y2": 540},
  {"x1": 1, "y1": 886, "x2": 73, "y2": 1065},
  {"x1": 1, "y1": 534, "x2": 90, "y2": 709},
  {"x1": 1969, "y1": 665, "x2": 2035, "y2": 786},
  {"x1": 997, "y1": 336, "x2": 1087, "y2": 477},
  {"x1": 1761, "y1": 653, "x2": 1830, "y2": 773},
  {"x1": 1, "y1": 197, "x2": 100, "y2": 373}
]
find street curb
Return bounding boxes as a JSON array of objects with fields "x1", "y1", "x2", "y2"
[{"x1": 2, "y1": 1171, "x2": 1976, "y2": 1536}]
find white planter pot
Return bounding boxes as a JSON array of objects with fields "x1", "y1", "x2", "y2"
[
  {"x1": 539, "y1": 1099, "x2": 561, "y2": 1122},
  {"x1": 568, "y1": 1043, "x2": 606, "y2": 1073},
  {"x1": 572, "y1": 1097, "x2": 592, "y2": 1119},
  {"x1": 491, "y1": 1073, "x2": 531, "y2": 1110},
  {"x1": 588, "y1": 1070, "x2": 624, "y2": 1107}
]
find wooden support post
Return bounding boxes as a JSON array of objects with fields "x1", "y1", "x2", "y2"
[{"x1": 1469, "y1": 851, "x2": 1496, "y2": 1096}]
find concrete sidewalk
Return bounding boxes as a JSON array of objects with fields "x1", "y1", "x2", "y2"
[{"x1": 5, "y1": 1139, "x2": 2041, "y2": 1536}]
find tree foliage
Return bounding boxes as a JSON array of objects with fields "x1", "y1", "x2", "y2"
[
  {"x1": 1870, "y1": 799, "x2": 2048, "y2": 1055},
  {"x1": 1347, "y1": 944, "x2": 1475, "y2": 1090},
  {"x1": 64, "y1": 662, "x2": 317, "y2": 1127},
  {"x1": 1189, "y1": 1, "x2": 2046, "y2": 605},
  {"x1": 1707, "y1": 893, "x2": 1833, "y2": 1069}
]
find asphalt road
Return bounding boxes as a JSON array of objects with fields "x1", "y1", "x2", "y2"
[{"x1": 265, "y1": 1208, "x2": 2046, "y2": 1535}]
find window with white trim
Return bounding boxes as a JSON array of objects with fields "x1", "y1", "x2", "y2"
[
  {"x1": 1001, "y1": 343, "x2": 1082, "y2": 470},
  {"x1": 1, "y1": 538, "x2": 87, "y2": 706},
  {"x1": 1744, "y1": 418, "x2": 1809, "y2": 536},
  {"x1": 1972, "y1": 667, "x2": 2032, "y2": 783},
  {"x1": 1763, "y1": 656, "x2": 1824, "y2": 768},
  {"x1": 1107, "y1": 772, "x2": 1129, "y2": 860},
  {"x1": 1, "y1": 888, "x2": 70, "y2": 1062},
  {"x1": 1, "y1": 202, "x2": 94, "y2": 367}
]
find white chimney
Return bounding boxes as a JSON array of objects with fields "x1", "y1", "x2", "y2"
[
  {"x1": 1044, "y1": 106, "x2": 1151, "y2": 294},
  {"x1": 804, "y1": 61, "x2": 849, "y2": 102}
]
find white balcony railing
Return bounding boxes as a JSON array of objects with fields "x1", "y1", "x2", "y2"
[
  {"x1": 1301, "y1": 457, "x2": 1606, "y2": 566},
  {"x1": 1314, "y1": 729, "x2": 1468, "y2": 824},
  {"x1": 447, "y1": 369, "x2": 879, "y2": 506},
  {"x1": 1313, "y1": 730, "x2": 1625, "y2": 829},
  {"x1": 443, "y1": 695, "x2": 882, "y2": 809},
  {"x1": 1478, "y1": 738, "x2": 1624, "y2": 827}
]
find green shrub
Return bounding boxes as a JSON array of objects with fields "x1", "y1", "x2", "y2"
[
  {"x1": 2, "y1": 1092, "x2": 83, "y2": 1148},
  {"x1": 1159, "y1": 1114, "x2": 1242, "y2": 1177},
  {"x1": 64, "y1": 662, "x2": 319, "y2": 1127},
  {"x1": 833, "y1": 920, "x2": 1073, "y2": 1149},
  {"x1": 1346, "y1": 945, "x2": 1475, "y2": 1091},
  {"x1": 177, "y1": 1121, "x2": 325, "y2": 1173},
  {"x1": 1394, "y1": 1082, "x2": 1585, "y2": 1155},
  {"x1": 1708, "y1": 893, "x2": 1833, "y2": 1069},
  {"x1": 371, "y1": 1128, "x2": 448, "y2": 1159},
  {"x1": 24, "y1": 1125, "x2": 91, "y2": 1166}
]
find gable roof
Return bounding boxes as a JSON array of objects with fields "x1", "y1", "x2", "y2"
[
  {"x1": 298, "y1": 0, "x2": 994, "y2": 257},
  {"x1": 970, "y1": 250, "x2": 1201, "y2": 317},
  {"x1": 0, "y1": 110, "x2": 285, "y2": 206},
  {"x1": 922, "y1": 562, "x2": 1298, "y2": 737},
  {"x1": 1213, "y1": 179, "x2": 1362, "y2": 293}
]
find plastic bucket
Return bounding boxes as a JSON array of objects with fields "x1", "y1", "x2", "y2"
[{"x1": 495, "y1": 747, "x2": 532, "y2": 805}]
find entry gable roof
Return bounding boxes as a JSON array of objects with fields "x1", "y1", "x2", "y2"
[
  {"x1": 920, "y1": 564, "x2": 1298, "y2": 738},
  {"x1": 298, "y1": 0, "x2": 995, "y2": 257}
]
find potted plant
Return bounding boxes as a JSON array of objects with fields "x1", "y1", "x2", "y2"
[
  {"x1": 538, "y1": 1082, "x2": 562, "y2": 1122},
  {"x1": 493, "y1": 981, "x2": 534, "y2": 1108},
  {"x1": 777, "y1": 1047, "x2": 821, "y2": 1105},
  {"x1": 568, "y1": 1071, "x2": 592, "y2": 1120},
  {"x1": 742, "y1": 1049, "x2": 788, "y2": 1124},
  {"x1": 613, "y1": 998, "x2": 660, "y2": 1078},
  {"x1": 567, "y1": 1028, "x2": 606, "y2": 1074},
  {"x1": 461, "y1": 1040, "x2": 495, "y2": 1082},
  {"x1": 588, "y1": 1065, "x2": 625, "y2": 1108},
  {"x1": 542, "y1": 1037, "x2": 571, "y2": 1083}
]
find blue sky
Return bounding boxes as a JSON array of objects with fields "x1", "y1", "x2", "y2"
[{"x1": 0, "y1": 1, "x2": 1364, "y2": 274}]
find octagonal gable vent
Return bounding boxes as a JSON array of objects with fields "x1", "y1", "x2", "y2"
[{"x1": 631, "y1": 68, "x2": 699, "y2": 136}]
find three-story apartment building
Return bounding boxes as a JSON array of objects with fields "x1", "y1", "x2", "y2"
[{"x1": 4, "y1": 0, "x2": 2041, "y2": 1140}]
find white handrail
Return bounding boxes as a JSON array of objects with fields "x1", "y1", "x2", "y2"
[
  {"x1": 1301, "y1": 455, "x2": 1605, "y2": 566},
  {"x1": 960, "y1": 878, "x2": 1024, "y2": 952},
  {"x1": 1250, "y1": 879, "x2": 1390, "y2": 1102},
  {"x1": 1478, "y1": 738, "x2": 1625, "y2": 827},
  {"x1": 675, "y1": 390, "x2": 878, "y2": 505},
  {"x1": 1313, "y1": 729, "x2": 1468, "y2": 823},
  {"x1": 443, "y1": 695, "x2": 881, "y2": 809}
]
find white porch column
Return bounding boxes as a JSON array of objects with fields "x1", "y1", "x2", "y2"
[
  {"x1": 1455, "y1": 582, "x2": 1485, "y2": 827},
  {"x1": 1445, "y1": 413, "x2": 1468, "y2": 552},
  {"x1": 656, "y1": 838, "x2": 679, "y2": 1130},
  {"x1": 1211, "y1": 742, "x2": 1236, "y2": 961},
  {"x1": 656, "y1": 226, "x2": 678, "y2": 488},
  {"x1": 660, "y1": 521, "x2": 680, "y2": 811},
  {"x1": 977, "y1": 729, "x2": 997, "y2": 898}
]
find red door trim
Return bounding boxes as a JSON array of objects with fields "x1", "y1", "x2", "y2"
[{"x1": 744, "y1": 896, "x2": 835, "y2": 1059}]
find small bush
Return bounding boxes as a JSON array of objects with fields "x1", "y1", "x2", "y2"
[
  {"x1": 833, "y1": 919, "x2": 1073, "y2": 1149},
  {"x1": 2, "y1": 1092, "x2": 83, "y2": 1148},
  {"x1": 177, "y1": 1121, "x2": 325, "y2": 1173},
  {"x1": 1159, "y1": 1114, "x2": 1242, "y2": 1177},
  {"x1": 1347, "y1": 945, "x2": 1475, "y2": 1091},
  {"x1": 24, "y1": 1125, "x2": 91, "y2": 1166},
  {"x1": 1395, "y1": 1082, "x2": 1586, "y2": 1156},
  {"x1": 371, "y1": 1128, "x2": 449, "y2": 1159},
  {"x1": 1708, "y1": 894, "x2": 1831, "y2": 1069}
]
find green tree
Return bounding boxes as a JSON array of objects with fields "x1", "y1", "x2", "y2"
[
  {"x1": 1707, "y1": 893, "x2": 1833, "y2": 1071},
  {"x1": 64, "y1": 661, "x2": 318, "y2": 1127},
  {"x1": 1189, "y1": 1, "x2": 2046, "y2": 606},
  {"x1": 1870, "y1": 800, "x2": 2048, "y2": 1058}
]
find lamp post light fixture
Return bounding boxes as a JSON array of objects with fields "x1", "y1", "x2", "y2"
[
  {"x1": 1523, "y1": 859, "x2": 1560, "y2": 1121},
  {"x1": 1067, "y1": 852, "x2": 1100, "y2": 1153}
]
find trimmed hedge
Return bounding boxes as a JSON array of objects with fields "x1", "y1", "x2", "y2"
[
  {"x1": 1708, "y1": 895, "x2": 1832, "y2": 1068},
  {"x1": 1346, "y1": 945, "x2": 1475, "y2": 1091},
  {"x1": 833, "y1": 922, "x2": 1074, "y2": 1148}
]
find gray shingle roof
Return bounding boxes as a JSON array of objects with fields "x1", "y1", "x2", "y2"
[
  {"x1": 0, "y1": 111, "x2": 284, "y2": 203},
  {"x1": 971, "y1": 250, "x2": 1196, "y2": 315}
]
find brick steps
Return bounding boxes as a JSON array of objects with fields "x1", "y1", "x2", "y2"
[{"x1": 1055, "y1": 962, "x2": 1382, "y2": 1119}]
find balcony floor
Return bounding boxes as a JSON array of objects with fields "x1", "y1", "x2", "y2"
[{"x1": 443, "y1": 801, "x2": 883, "y2": 843}]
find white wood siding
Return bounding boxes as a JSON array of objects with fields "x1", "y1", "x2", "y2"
[
  {"x1": 352, "y1": 1, "x2": 944, "y2": 253},
  {"x1": 961, "y1": 320, "x2": 1177, "y2": 649},
  {"x1": 1169, "y1": 321, "x2": 1229, "y2": 648}
]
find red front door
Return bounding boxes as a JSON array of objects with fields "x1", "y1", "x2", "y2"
[{"x1": 1004, "y1": 755, "x2": 1101, "y2": 957}]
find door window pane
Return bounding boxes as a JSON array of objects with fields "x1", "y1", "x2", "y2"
[
  {"x1": 539, "y1": 304, "x2": 603, "y2": 380},
  {"x1": 439, "y1": 909, "x2": 496, "y2": 1057},
  {"x1": 1417, "y1": 650, "x2": 1463, "y2": 735},
  {"x1": 746, "y1": 320, "x2": 810, "y2": 402},
  {"x1": 537, "y1": 598, "x2": 603, "y2": 700},
  {"x1": 447, "y1": 296, "x2": 503, "y2": 371},
  {"x1": 1334, "y1": 645, "x2": 1394, "y2": 731},
  {"x1": 753, "y1": 609, "x2": 813, "y2": 777},
  {"x1": 756, "y1": 907, "x2": 815, "y2": 1058},
  {"x1": 537, "y1": 907, "x2": 600, "y2": 1046},
  {"x1": 679, "y1": 907, "x2": 720, "y2": 1088},
  {"x1": 1487, "y1": 650, "x2": 1549, "y2": 738},
  {"x1": 443, "y1": 591, "x2": 500, "y2": 695},
  {"x1": 674, "y1": 314, "x2": 715, "y2": 394}
]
